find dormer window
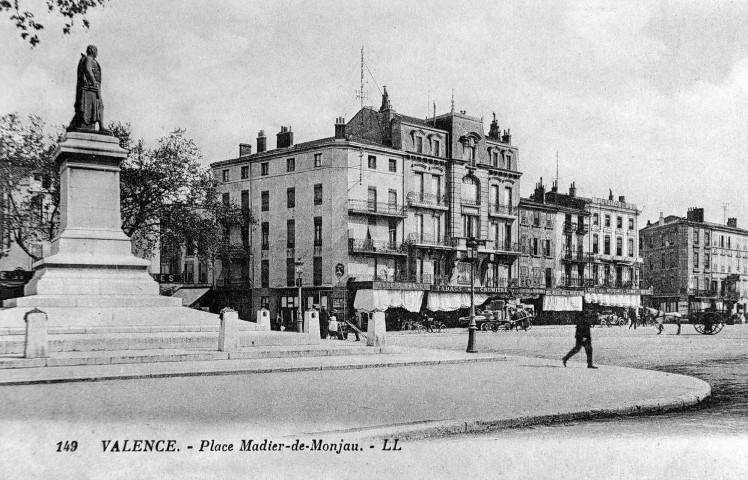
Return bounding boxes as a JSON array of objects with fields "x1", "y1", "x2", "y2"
[
  {"x1": 416, "y1": 137, "x2": 424, "y2": 154},
  {"x1": 463, "y1": 144, "x2": 475, "y2": 163},
  {"x1": 433, "y1": 139, "x2": 440, "y2": 157},
  {"x1": 491, "y1": 150, "x2": 499, "y2": 167}
]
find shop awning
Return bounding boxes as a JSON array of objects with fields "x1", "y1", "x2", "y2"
[
  {"x1": 427, "y1": 292, "x2": 490, "y2": 312},
  {"x1": 543, "y1": 294, "x2": 583, "y2": 311},
  {"x1": 171, "y1": 287, "x2": 211, "y2": 307},
  {"x1": 584, "y1": 292, "x2": 640, "y2": 308},
  {"x1": 353, "y1": 289, "x2": 424, "y2": 313}
]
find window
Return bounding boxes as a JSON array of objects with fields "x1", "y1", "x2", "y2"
[
  {"x1": 604, "y1": 215, "x2": 611, "y2": 227},
  {"x1": 261, "y1": 162, "x2": 269, "y2": 176},
  {"x1": 241, "y1": 190, "x2": 249, "y2": 215},
  {"x1": 286, "y1": 158, "x2": 295, "y2": 172},
  {"x1": 222, "y1": 192, "x2": 230, "y2": 206},
  {"x1": 261, "y1": 260, "x2": 269, "y2": 288},
  {"x1": 368, "y1": 155, "x2": 376, "y2": 169},
  {"x1": 432, "y1": 175, "x2": 441, "y2": 200},
  {"x1": 694, "y1": 252, "x2": 700, "y2": 269},
  {"x1": 222, "y1": 169, "x2": 229, "y2": 182},
  {"x1": 543, "y1": 239, "x2": 551, "y2": 257},
  {"x1": 388, "y1": 189, "x2": 397, "y2": 209},
  {"x1": 490, "y1": 185, "x2": 499, "y2": 209},
  {"x1": 241, "y1": 225, "x2": 249, "y2": 248},
  {"x1": 593, "y1": 213, "x2": 599, "y2": 226},
  {"x1": 462, "y1": 176, "x2": 479, "y2": 205},
  {"x1": 616, "y1": 237, "x2": 623, "y2": 256},
  {"x1": 388, "y1": 158, "x2": 397, "y2": 172},
  {"x1": 286, "y1": 258, "x2": 296, "y2": 287},
  {"x1": 241, "y1": 165, "x2": 249, "y2": 179},
  {"x1": 313, "y1": 257, "x2": 322, "y2": 286},
  {"x1": 504, "y1": 187, "x2": 512, "y2": 209},
  {"x1": 415, "y1": 214, "x2": 424, "y2": 241},
  {"x1": 367, "y1": 187, "x2": 377, "y2": 210},
  {"x1": 705, "y1": 231, "x2": 711, "y2": 246},
  {"x1": 604, "y1": 235, "x2": 611, "y2": 255},
  {"x1": 414, "y1": 172, "x2": 424, "y2": 197},
  {"x1": 261, "y1": 191, "x2": 269, "y2": 211},
  {"x1": 314, "y1": 184, "x2": 322, "y2": 205},
  {"x1": 463, "y1": 214, "x2": 479, "y2": 238},
  {"x1": 617, "y1": 216, "x2": 623, "y2": 229},
  {"x1": 434, "y1": 215, "x2": 442, "y2": 243},
  {"x1": 416, "y1": 137, "x2": 423, "y2": 154},
  {"x1": 491, "y1": 150, "x2": 499, "y2": 167},
  {"x1": 628, "y1": 238, "x2": 634, "y2": 257},
  {"x1": 433, "y1": 140, "x2": 440, "y2": 157},
  {"x1": 628, "y1": 218, "x2": 634, "y2": 230},
  {"x1": 314, "y1": 217, "x2": 322, "y2": 246},
  {"x1": 505, "y1": 154, "x2": 512, "y2": 169},
  {"x1": 286, "y1": 219, "x2": 295, "y2": 248},
  {"x1": 261, "y1": 222, "x2": 269, "y2": 250},
  {"x1": 532, "y1": 238, "x2": 539, "y2": 256},
  {"x1": 464, "y1": 144, "x2": 475, "y2": 162},
  {"x1": 389, "y1": 220, "x2": 397, "y2": 246},
  {"x1": 593, "y1": 234, "x2": 599, "y2": 254},
  {"x1": 287, "y1": 188, "x2": 295, "y2": 208},
  {"x1": 533, "y1": 212, "x2": 541, "y2": 227},
  {"x1": 314, "y1": 153, "x2": 322, "y2": 167},
  {"x1": 694, "y1": 229, "x2": 700, "y2": 245}
]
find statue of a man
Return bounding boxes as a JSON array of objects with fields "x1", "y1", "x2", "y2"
[{"x1": 68, "y1": 45, "x2": 108, "y2": 134}]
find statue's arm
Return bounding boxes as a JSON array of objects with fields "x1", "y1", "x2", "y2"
[{"x1": 84, "y1": 57, "x2": 98, "y2": 92}]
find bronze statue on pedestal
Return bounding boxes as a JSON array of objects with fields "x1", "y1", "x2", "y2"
[{"x1": 68, "y1": 45, "x2": 109, "y2": 134}]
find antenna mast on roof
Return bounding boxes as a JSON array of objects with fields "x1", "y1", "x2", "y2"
[
  {"x1": 723, "y1": 202, "x2": 730, "y2": 224},
  {"x1": 450, "y1": 88, "x2": 455, "y2": 113},
  {"x1": 555, "y1": 151, "x2": 559, "y2": 187},
  {"x1": 355, "y1": 46, "x2": 368, "y2": 111}
]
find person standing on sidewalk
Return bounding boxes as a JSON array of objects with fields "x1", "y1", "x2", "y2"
[
  {"x1": 319, "y1": 307, "x2": 330, "y2": 339},
  {"x1": 628, "y1": 306, "x2": 638, "y2": 330},
  {"x1": 562, "y1": 305, "x2": 598, "y2": 369}
]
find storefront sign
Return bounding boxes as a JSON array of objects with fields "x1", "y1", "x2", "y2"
[
  {"x1": 372, "y1": 281, "x2": 428, "y2": 291},
  {"x1": 0, "y1": 270, "x2": 33, "y2": 282},
  {"x1": 430, "y1": 285, "x2": 508, "y2": 294},
  {"x1": 151, "y1": 273, "x2": 182, "y2": 283}
]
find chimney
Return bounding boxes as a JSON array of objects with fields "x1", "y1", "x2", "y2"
[
  {"x1": 488, "y1": 113, "x2": 500, "y2": 140},
  {"x1": 551, "y1": 179, "x2": 558, "y2": 193},
  {"x1": 659, "y1": 211, "x2": 664, "y2": 225},
  {"x1": 335, "y1": 117, "x2": 346, "y2": 139},
  {"x1": 686, "y1": 207, "x2": 704, "y2": 223},
  {"x1": 276, "y1": 126, "x2": 293, "y2": 149},
  {"x1": 534, "y1": 178, "x2": 546, "y2": 203},
  {"x1": 380, "y1": 86, "x2": 392, "y2": 112},
  {"x1": 569, "y1": 182, "x2": 576, "y2": 198},
  {"x1": 608, "y1": 189, "x2": 614, "y2": 201},
  {"x1": 618, "y1": 195, "x2": 626, "y2": 203},
  {"x1": 239, "y1": 143, "x2": 252, "y2": 157},
  {"x1": 257, "y1": 130, "x2": 266, "y2": 153},
  {"x1": 501, "y1": 128, "x2": 512, "y2": 144},
  {"x1": 728, "y1": 217, "x2": 737, "y2": 228}
]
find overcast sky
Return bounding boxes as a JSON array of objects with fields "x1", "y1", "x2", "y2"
[{"x1": 2, "y1": 0, "x2": 747, "y2": 226}]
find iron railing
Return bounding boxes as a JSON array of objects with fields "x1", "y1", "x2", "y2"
[
  {"x1": 406, "y1": 232, "x2": 452, "y2": 247},
  {"x1": 348, "y1": 199, "x2": 407, "y2": 217},
  {"x1": 348, "y1": 238, "x2": 407, "y2": 255},
  {"x1": 488, "y1": 204, "x2": 515, "y2": 216},
  {"x1": 406, "y1": 192, "x2": 448, "y2": 208}
]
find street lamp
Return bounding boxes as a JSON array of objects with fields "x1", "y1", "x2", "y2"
[
  {"x1": 295, "y1": 257, "x2": 304, "y2": 332},
  {"x1": 466, "y1": 236, "x2": 486, "y2": 353}
]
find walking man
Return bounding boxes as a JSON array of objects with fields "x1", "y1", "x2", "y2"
[
  {"x1": 562, "y1": 305, "x2": 597, "y2": 369},
  {"x1": 628, "y1": 306, "x2": 638, "y2": 330}
]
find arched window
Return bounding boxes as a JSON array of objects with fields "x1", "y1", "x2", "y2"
[{"x1": 462, "y1": 176, "x2": 479, "y2": 205}]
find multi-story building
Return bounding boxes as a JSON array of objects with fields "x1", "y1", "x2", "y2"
[
  {"x1": 517, "y1": 179, "x2": 645, "y2": 317},
  {"x1": 640, "y1": 208, "x2": 748, "y2": 313},
  {"x1": 210, "y1": 89, "x2": 523, "y2": 324}
]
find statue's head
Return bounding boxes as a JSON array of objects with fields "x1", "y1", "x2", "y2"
[{"x1": 86, "y1": 45, "x2": 98, "y2": 58}]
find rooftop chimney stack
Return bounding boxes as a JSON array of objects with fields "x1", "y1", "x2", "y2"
[
  {"x1": 257, "y1": 130, "x2": 266, "y2": 153},
  {"x1": 239, "y1": 143, "x2": 252, "y2": 157},
  {"x1": 728, "y1": 217, "x2": 738, "y2": 228},
  {"x1": 659, "y1": 211, "x2": 664, "y2": 225},
  {"x1": 619, "y1": 195, "x2": 626, "y2": 203},
  {"x1": 276, "y1": 126, "x2": 294, "y2": 149},
  {"x1": 534, "y1": 178, "x2": 546, "y2": 203},
  {"x1": 501, "y1": 128, "x2": 512, "y2": 144},
  {"x1": 488, "y1": 113, "x2": 500, "y2": 140},
  {"x1": 334, "y1": 117, "x2": 346, "y2": 139},
  {"x1": 551, "y1": 179, "x2": 558, "y2": 193},
  {"x1": 686, "y1": 207, "x2": 704, "y2": 223},
  {"x1": 569, "y1": 182, "x2": 576, "y2": 198}
]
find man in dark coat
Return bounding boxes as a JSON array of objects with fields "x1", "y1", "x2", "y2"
[
  {"x1": 319, "y1": 307, "x2": 330, "y2": 339},
  {"x1": 562, "y1": 305, "x2": 598, "y2": 369},
  {"x1": 68, "y1": 45, "x2": 107, "y2": 133}
]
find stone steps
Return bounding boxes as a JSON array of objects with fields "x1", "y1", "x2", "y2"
[
  {"x1": 0, "y1": 322, "x2": 264, "y2": 336},
  {"x1": 0, "y1": 330, "x2": 320, "y2": 355},
  {"x1": 0, "y1": 343, "x2": 377, "y2": 369}
]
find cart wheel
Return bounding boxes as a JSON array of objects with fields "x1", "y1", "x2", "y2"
[
  {"x1": 504, "y1": 322, "x2": 512, "y2": 331},
  {"x1": 480, "y1": 322, "x2": 489, "y2": 331},
  {"x1": 416, "y1": 324, "x2": 427, "y2": 333},
  {"x1": 492, "y1": 322, "x2": 500, "y2": 332},
  {"x1": 600, "y1": 319, "x2": 607, "y2": 328}
]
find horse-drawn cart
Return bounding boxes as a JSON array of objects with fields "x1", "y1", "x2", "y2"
[{"x1": 643, "y1": 306, "x2": 726, "y2": 335}]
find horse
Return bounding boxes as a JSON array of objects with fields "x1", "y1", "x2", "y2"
[{"x1": 643, "y1": 307, "x2": 683, "y2": 335}]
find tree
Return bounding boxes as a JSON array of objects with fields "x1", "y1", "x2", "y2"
[
  {"x1": 0, "y1": 113, "x2": 60, "y2": 260},
  {"x1": 1, "y1": 0, "x2": 108, "y2": 47}
]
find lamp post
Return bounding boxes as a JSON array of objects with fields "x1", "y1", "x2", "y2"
[
  {"x1": 295, "y1": 257, "x2": 304, "y2": 332},
  {"x1": 466, "y1": 236, "x2": 486, "y2": 353}
]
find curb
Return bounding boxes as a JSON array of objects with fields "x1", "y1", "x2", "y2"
[
  {"x1": 308, "y1": 377, "x2": 712, "y2": 441},
  {"x1": 0, "y1": 354, "x2": 509, "y2": 387}
]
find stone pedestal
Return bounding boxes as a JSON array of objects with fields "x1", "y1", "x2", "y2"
[
  {"x1": 303, "y1": 310, "x2": 321, "y2": 345},
  {"x1": 218, "y1": 310, "x2": 241, "y2": 352},
  {"x1": 24, "y1": 308, "x2": 49, "y2": 358},
  {"x1": 367, "y1": 311, "x2": 387, "y2": 347}
]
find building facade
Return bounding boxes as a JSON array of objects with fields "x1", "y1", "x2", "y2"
[
  {"x1": 211, "y1": 89, "x2": 523, "y2": 324},
  {"x1": 640, "y1": 208, "x2": 748, "y2": 313}
]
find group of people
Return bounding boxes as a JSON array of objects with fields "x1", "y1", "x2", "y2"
[{"x1": 319, "y1": 307, "x2": 362, "y2": 341}]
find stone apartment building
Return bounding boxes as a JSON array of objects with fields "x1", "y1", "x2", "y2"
[
  {"x1": 210, "y1": 89, "x2": 522, "y2": 324},
  {"x1": 640, "y1": 207, "x2": 748, "y2": 314}
]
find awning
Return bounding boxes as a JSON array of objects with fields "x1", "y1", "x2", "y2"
[
  {"x1": 584, "y1": 292, "x2": 640, "y2": 308},
  {"x1": 171, "y1": 287, "x2": 211, "y2": 307},
  {"x1": 543, "y1": 294, "x2": 583, "y2": 311},
  {"x1": 353, "y1": 289, "x2": 424, "y2": 313},
  {"x1": 427, "y1": 292, "x2": 490, "y2": 312}
]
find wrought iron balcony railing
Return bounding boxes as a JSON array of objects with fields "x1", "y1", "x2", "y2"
[
  {"x1": 352, "y1": 272, "x2": 434, "y2": 284},
  {"x1": 348, "y1": 199, "x2": 407, "y2": 217},
  {"x1": 406, "y1": 232, "x2": 452, "y2": 247},
  {"x1": 406, "y1": 192, "x2": 448, "y2": 208},
  {"x1": 348, "y1": 238, "x2": 407, "y2": 255},
  {"x1": 488, "y1": 204, "x2": 515, "y2": 216}
]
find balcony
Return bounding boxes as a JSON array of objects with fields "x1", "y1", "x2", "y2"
[
  {"x1": 406, "y1": 232, "x2": 453, "y2": 249},
  {"x1": 562, "y1": 249, "x2": 590, "y2": 263},
  {"x1": 353, "y1": 272, "x2": 434, "y2": 284},
  {"x1": 348, "y1": 237, "x2": 407, "y2": 256},
  {"x1": 485, "y1": 240, "x2": 521, "y2": 255},
  {"x1": 560, "y1": 277, "x2": 586, "y2": 288},
  {"x1": 348, "y1": 199, "x2": 407, "y2": 218},
  {"x1": 407, "y1": 192, "x2": 448, "y2": 210},
  {"x1": 488, "y1": 204, "x2": 516, "y2": 218}
]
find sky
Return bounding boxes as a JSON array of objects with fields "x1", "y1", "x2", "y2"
[{"x1": 2, "y1": 0, "x2": 747, "y2": 226}]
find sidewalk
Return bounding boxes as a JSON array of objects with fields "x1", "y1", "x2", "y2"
[{"x1": 0, "y1": 346, "x2": 711, "y2": 440}]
